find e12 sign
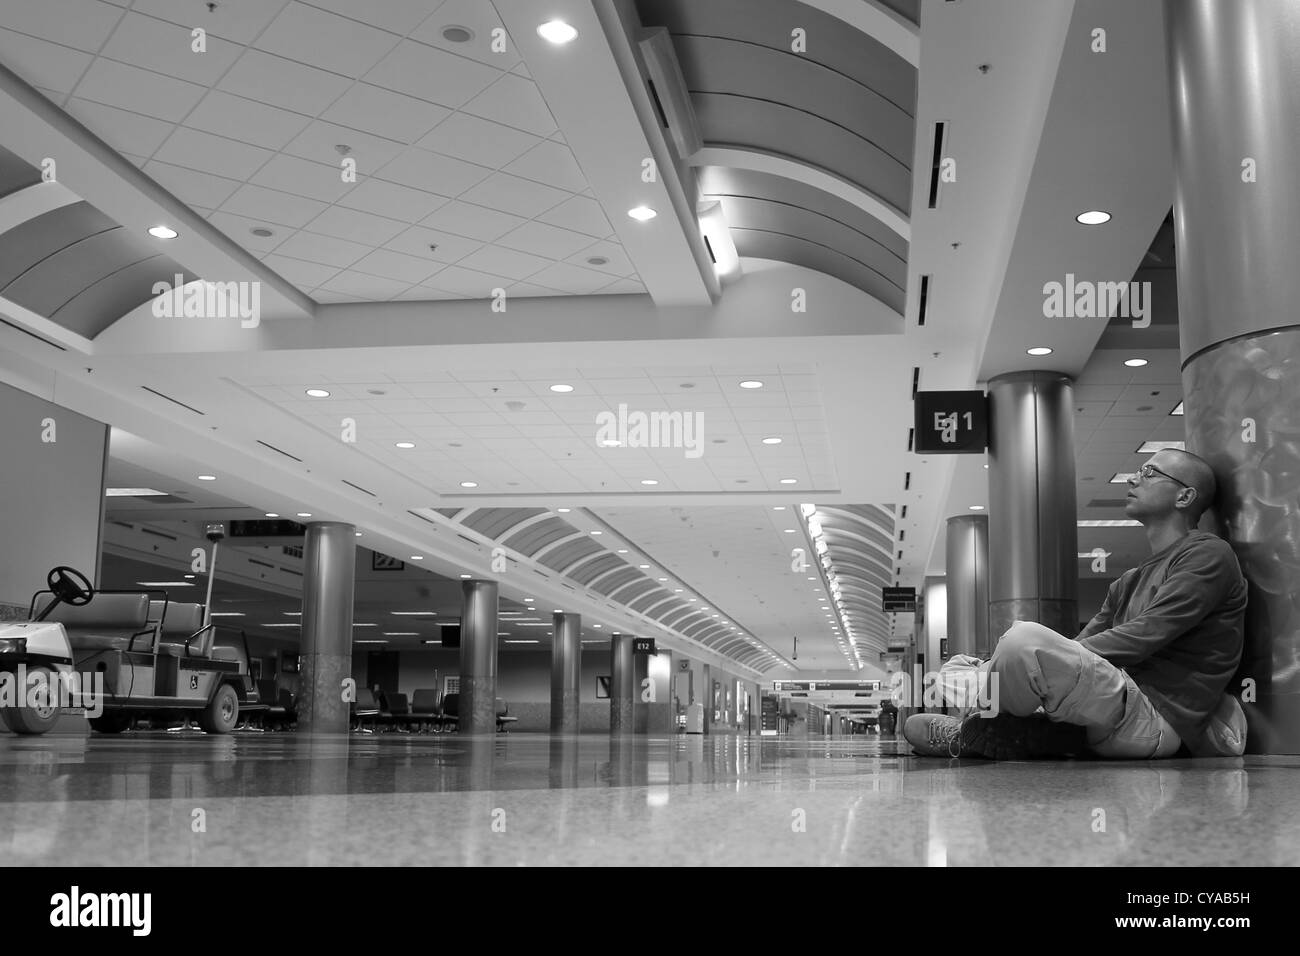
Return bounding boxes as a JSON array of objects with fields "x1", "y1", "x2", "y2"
[{"x1": 915, "y1": 391, "x2": 988, "y2": 453}]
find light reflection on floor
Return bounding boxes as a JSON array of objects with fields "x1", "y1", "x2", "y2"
[{"x1": 1, "y1": 731, "x2": 1295, "y2": 866}]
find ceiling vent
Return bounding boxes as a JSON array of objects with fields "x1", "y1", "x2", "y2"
[{"x1": 638, "y1": 27, "x2": 703, "y2": 160}]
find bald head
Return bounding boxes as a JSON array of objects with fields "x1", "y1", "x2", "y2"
[{"x1": 1158, "y1": 449, "x2": 1217, "y2": 524}]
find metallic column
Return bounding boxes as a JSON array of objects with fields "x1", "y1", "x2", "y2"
[
  {"x1": 946, "y1": 514, "x2": 991, "y2": 659},
  {"x1": 987, "y1": 371, "x2": 1079, "y2": 640},
  {"x1": 298, "y1": 522, "x2": 356, "y2": 734},
  {"x1": 459, "y1": 580, "x2": 499, "y2": 735},
  {"x1": 1166, "y1": 0, "x2": 1300, "y2": 753},
  {"x1": 609, "y1": 633, "x2": 634, "y2": 734},
  {"x1": 550, "y1": 612, "x2": 581, "y2": 734}
]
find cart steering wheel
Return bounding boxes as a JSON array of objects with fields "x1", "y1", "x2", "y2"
[{"x1": 47, "y1": 566, "x2": 94, "y2": 607}]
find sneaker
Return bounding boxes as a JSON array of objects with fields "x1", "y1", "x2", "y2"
[
  {"x1": 903, "y1": 713, "x2": 964, "y2": 757},
  {"x1": 957, "y1": 712, "x2": 1087, "y2": 760}
]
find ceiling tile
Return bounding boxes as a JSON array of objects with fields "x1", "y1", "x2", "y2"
[
  {"x1": 154, "y1": 126, "x2": 274, "y2": 180},
  {"x1": 72, "y1": 57, "x2": 206, "y2": 122},
  {"x1": 497, "y1": 221, "x2": 597, "y2": 260},
  {"x1": 64, "y1": 97, "x2": 174, "y2": 156},
  {"x1": 0, "y1": 28, "x2": 92, "y2": 95},
  {"x1": 565, "y1": 241, "x2": 636, "y2": 277},
  {"x1": 459, "y1": 171, "x2": 570, "y2": 219},
  {"x1": 254, "y1": 2, "x2": 397, "y2": 78},
  {"x1": 217, "y1": 50, "x2": 353, "y2": 115},
  {"x1": 220, "y1": 184, "x2": 328, "y2": 228},
  {"x1": 375, "y1": 148, "x2": 490, "y2": 195},
  {"x1": 312, "y1": 289, "x2": 369, "y2": 303},
  {"x1": 384, "y1": 224, "x2": 481, "y2": 263},
  {"x1": 537, "y1": 195, "x2": 614, "y2": 239},
  {"x1": 416, "y1": 112, "x2": 540, "y2": 168},
  {"x1": 597, "y1": 278, "x2": 647, "y2": 296},
  {"x1": 184, "y1": 90, "x2": 311, "y2": 151},
  {"x1": 460, "y1": 73, "x2": 557, "y2": 137},
  {"x1": 419, "y1": 200, "x2": 523, "y2": 242},
  {"x1": 303, "y1": 205, "x2": 408, "y2": 246},
  {"x1": 336, "y1": 178, "x2": 448, "y2": 223},
  {"x1": 363, "y1": 39, "x2": 500, "y2": 110},
  {"x1": 503, "y1": 140, "x2": 588, "y2": 193},
  {"x1": 305, "y1": 0, "x2": 441, "y2": 35},
  {"x1": 0, "y1": 0, "x2": 124, "y2": 53},
  {"x1": 525, "y1": 262, "x2": 615, "y2": 294},
  {"x1": 322, "y1": 84, "x2": 451, "y2": 144},
  {"x1": 507, "y1": 283, "x2": 568, "y2": 299},
  {"x1": 422, "y1": 265, "x2": 509, "y2": 297},
  {"x1": 351, "y1": 249, "x2": 442, "y2": 284},
  {"x1": 262, "y1": 253, "x2": 341, "y2": 289},
  {"x1": 144, "y1": 160, "x2": 243, "y2": 209},
  {"x1": 283, "y1": 121, "x2": 407, "y2": 173},
  {"x1": 456, "y1": 246, "x2": 551, "y2": 281},
  {"x1": 250, "y1": 154, "x2": 351, "y2": 203},
  {"x1": 409, "y1": 0, "x2": 520, "y2": 70},
  {"x1": 272, "y1": 231, "x2": 372, "y2": 268},
  {"x1": 319, "y1": 270, "x2": 410, "y2": 300},
  {"x1": 100, "y1": 11, "x2": 242, "y2": 85},
  {"x1": 130, "y1": 0, "x2": 286, "y2": 44},
  {"x1": 207, "y1": 210, "x2": 290, "y2": 252}
]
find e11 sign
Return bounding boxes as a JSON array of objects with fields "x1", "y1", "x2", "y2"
[{"x1": 915, "y1": 390, "x2": 988, "y2": 453}]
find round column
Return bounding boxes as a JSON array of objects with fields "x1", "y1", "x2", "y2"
[
  {"x1": 459, "y1": 580, "x2": 499, "y2": 735},
  {"x1": 987, "y1": 371, "x2": 1079, "y2": 640},
  {"x1": 946, "y1": 514, "x2": 991, "y2": 658},
  {"x1": 1166, "y1": 0, "x2": 1300, "y2": 753},
  {"x1": 609, "y1": 633, "x2": 634, "y2": 735},
  {"x1": 298, "y1": 522, "x2": 356, "y2": 734},
  {"x1": 550, "y1": 612, "x2": 581, "y2": 734}
]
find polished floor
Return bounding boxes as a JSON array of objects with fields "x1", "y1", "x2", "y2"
[{"x1": 1, "y1": 730, "x2": 1296, "y2": 866}]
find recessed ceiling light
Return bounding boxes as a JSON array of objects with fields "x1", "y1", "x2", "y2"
[
  {"x1": 739, "y1": 380, "x2": 763, "y2": 389},
  {"x1": 460, "y1": 573, "x2": 472, "y2": 579},
  {"x1": 638, "y1": 564, "x2": 650, "y2": 570},
  {"x1": 658, "y1": 577, "x2": 667, "y2": 582},
  {"x1": 549, "y1": 384, "x2": 574, "y2": 393},
  {"x1": 395, "y1": 441, "x2": 416, "y2": 449},
  {"x1": 1027, "y1": 347, "x2": 1053, "y2": 356},
  {"x1": 587, "y1": 256, "x2": 609, "y2": 266},
  {"x1": 593, "y1": 624, "x2": 602, "y2": 629},
  {"x1": 762, "y1": 437, "x2": 783, "y2": 445},
  {"x1": 590, "y1": 530, "x2": 602, "y2": 535},
  {"x1": 442, "y1": 25, "x2": 474, "y2": 42},
  {"x1": 250, "y1": 227, "x2": 274, "y2": 238},
  {"x1": 617, "y1": 549, "x2": 628, "y2": 554},
  {"x1": 1124, "y1": 358, "x2": 1149, "y2": 368},
  {"x1": 305, "y1": 388, "x2": 330, "y2": 398},
  {"x1": 628, "y1": 206, "x2": 657, "y2": 221},
  {"x1": 265, "y1": 513, "x2": 279, "y2": 518},
  {"x1": 674, "y1": 588, "x2": 683, "y2": 592},
  {"x1": 640, "y1": 479, "x2": 658, "y2": 485},
  {"x1": 783, "y1": 529, "x2": 797, "y2": 534},
  {"x1": 537, "y1": 19, "x2": 578, "y2": 44},
  {"x1": 779, "y1": 478, "x2": 798, "y2": 485},
  {"x1": 297, "y1": 513, "x2": 312, "y2": 518},
  {"x1": 599, "y1": 439, "x2": 622, "y2": 447},
  {"x1": 356, "y1": 532, "x2": 363, "y2": 537},
  {"x1": 969, "y1": 505, "x2": 985, "y2": 511},
  {"x1": 460, "y1": 481, "x2": 478, "y2": 488},
  {"x1": 1076, "y1": 210, "x2": 1112, "y2": 225},
  {"x1": 773, "y1": 506, "x2": 786, "y2": 511},
  {"x1": 198, "y1": 474, "x2": 216, "y2": 481},
  {"x1": 148, "y1": 225, "x2": 178, "y2": 239},
  {"x1": 557, "y1": 508, "x2": 571, "y2": 513}
]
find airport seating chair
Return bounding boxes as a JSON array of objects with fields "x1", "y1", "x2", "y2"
[
  {"x1": 381, "y1": 691, "x2": 415, "y2": 732},
  {"x1": 410, "y1": 689, "x2": 440, "y2": 733},
  {"x1": 496, "y1": 698, "x2": 518, "y2": 733},
  {"x1": 439, "y1": 693, "x2": 459, "y2": 733},
  {"x1": 351, "y1": 689, "x2": 381, "y2": 733}
]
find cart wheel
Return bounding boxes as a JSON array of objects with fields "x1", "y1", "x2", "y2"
[
  {"x1": 89, "y1": 712, "x2": 131, "y2": 734},
  {"x1": 197, "y1": 684, "x2": 239, "y2": 734},
  {"x1": 1, "y1": 665, "x2": 61, "y2": 735}
]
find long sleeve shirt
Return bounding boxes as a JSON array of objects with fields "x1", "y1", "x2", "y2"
[{"x1": 1076, "y1": 531, "x2": 1246, "y2": 746}]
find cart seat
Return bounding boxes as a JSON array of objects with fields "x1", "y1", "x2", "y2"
[
  {"x1": 39, "y1": 594, "x2": 154, "y2": 651},
  {"x1": 210, "y1": 645, "x2": 242, "y2": 663},
  {"x1": 150, "y1": 602, "x2": 213, "y2": 657}
]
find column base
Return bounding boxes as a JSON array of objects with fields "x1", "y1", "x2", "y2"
[{"x1": 297, "y1": 653, "x2": 350, "y2": 734}]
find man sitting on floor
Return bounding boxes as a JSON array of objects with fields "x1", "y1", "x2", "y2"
[{"x1": 905, "y1": 448, "x2": 1248, "y2": 760}]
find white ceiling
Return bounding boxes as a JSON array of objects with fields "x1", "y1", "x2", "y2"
[{"x1": 0, "y1": 0, "x2": 644, "y2": 301}]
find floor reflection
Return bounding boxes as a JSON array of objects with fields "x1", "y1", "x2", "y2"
[{"x1": 0, "y1": 731, "x2": 1296, "y2": 866}]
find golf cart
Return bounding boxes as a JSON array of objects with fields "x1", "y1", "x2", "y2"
[{"x1": 0, "y1": 565, "x2": 260, "y2": 735}]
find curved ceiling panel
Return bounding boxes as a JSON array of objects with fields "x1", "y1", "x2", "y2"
[
  {"x1": 590, "y1": 566, "x2": 644, "y2": 597},
  {"x1": 729, "y1": 228, "x2": 905, "y2": 313},
  {"x1": 0, "y1": 145, "x2": 40, "y2": 200},
  {"x1": 692, "y1": 94, "x2": 911, "y2": 215},
  {"x1": 501, "y1": 518, "x2": 572, "y2": 555},
  {"x1": 569, "y1": 553, "x2": 628, "y2": 586},
  {"x1": 537, "y1": 539, "x2": 604, "y2": 573},
  {"x1": 672, "y1": 36, "x2": 914, "y2": 168},
  {"x1": 636, "y1": 0, "x2": 917, "y2": 110},
  {"x1": 461, "y1": 507, "x2": 548, "y2": 540}
]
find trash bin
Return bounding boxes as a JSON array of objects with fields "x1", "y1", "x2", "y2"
[{"x1": 685, "y1": 702, "x2": 704, "y2": 734}]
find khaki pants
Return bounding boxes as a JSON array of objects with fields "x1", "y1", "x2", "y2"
[{"x1": 982, "y1": 621, "x2": 1185, "y2": 759}]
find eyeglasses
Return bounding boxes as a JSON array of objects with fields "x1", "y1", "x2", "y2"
[{"x1": 1137, "y1": 463, "x2": 1190, "y2": 489}]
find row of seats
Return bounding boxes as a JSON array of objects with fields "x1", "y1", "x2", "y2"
[{"x1": 350, "y1": 689, "x2": 518, "y2": 733}]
